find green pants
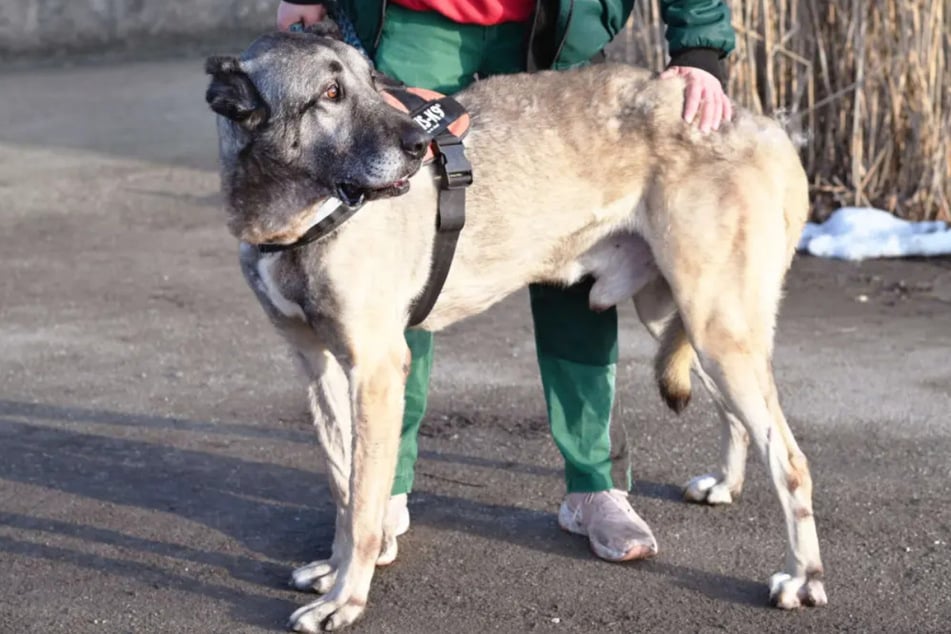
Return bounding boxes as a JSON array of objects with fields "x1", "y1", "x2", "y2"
[{"x1": 380, "y1": 5, "x2": 630, "y2": 496}]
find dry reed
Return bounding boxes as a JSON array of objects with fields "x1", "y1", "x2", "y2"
[{"x1": 610, "y1": 0, "x2": 950, "y2": 221}]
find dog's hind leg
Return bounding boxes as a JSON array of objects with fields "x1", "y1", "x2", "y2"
[
  {"x1": 634, "y1": 277, "x2": 749, "y2": 505},
  {"x1": 288, "y1": 327, "x2": 407, "y2": 632},
  {"x1": 684, "y1": 365, "x2": 750, "y2": 505},
  {"x1": 761, "y1": 368, "x2": 826, "y2": 608},
  {"x1": 672, "y1": 291, "x2": 826, "y2": 609},
  {"x1": 643, "y1": 170, "x2": 823, "y2": 605}
]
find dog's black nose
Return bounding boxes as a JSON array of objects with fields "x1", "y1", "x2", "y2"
[{"x1": 400, "y1": 124, "x2": 429, "y2": 160}]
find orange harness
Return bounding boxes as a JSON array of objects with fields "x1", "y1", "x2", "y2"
[
  {"x1": 258, "y1": 84, "x2": 473, "y2": 329},
  {"x1": 382, "y1": 87, "x2": 472, "y2": 164},
  {"x1": 383, "y1": 86, "x2": 474, "y2": 327}
]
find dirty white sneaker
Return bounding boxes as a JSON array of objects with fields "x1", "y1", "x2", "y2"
[
  {"x1": 385, "y1": 493, "x2": 411, "y2": 537},
  {"x1": 558, "y1": 489, "x2": 658, "y2": 562},
  {"x1": 377, "y1": 493, "x2": 410, "y2": 567}
]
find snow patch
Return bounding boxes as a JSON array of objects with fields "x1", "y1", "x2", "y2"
[{"x1": 797, "y1": 207, "x2": 951, "y2": 261}]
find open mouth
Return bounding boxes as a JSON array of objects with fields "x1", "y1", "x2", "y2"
[{"x1": 335, "y1": 177, "x2": 412, "y2": 208}]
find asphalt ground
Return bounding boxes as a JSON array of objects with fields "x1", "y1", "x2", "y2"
[{"x1": 1, "y1": 50, "x2": 950, "y2": 634}]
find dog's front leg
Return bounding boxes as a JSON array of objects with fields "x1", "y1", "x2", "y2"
[
  {"x1": 289, "y1": 339, "x2": 406, "y2": 632},
  {"x1": 289, "y1": 345, "x2": 354, "y2": 595}
]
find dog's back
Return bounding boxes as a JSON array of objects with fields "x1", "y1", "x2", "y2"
[{"x1": 416, "y1": 63, "x2": 808, "y2": 329}]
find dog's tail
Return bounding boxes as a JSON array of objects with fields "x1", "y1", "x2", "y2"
[{"x1": 654, "y1": 314, "x2": 695, "y2": 414}]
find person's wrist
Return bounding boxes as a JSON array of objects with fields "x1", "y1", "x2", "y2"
[{"x1": 667, "y1": 48, "x2": 724, "y2": 84}]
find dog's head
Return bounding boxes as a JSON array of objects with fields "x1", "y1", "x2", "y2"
[{"x1": 205, "y1": 24, "x2": 428, "y2": 245}]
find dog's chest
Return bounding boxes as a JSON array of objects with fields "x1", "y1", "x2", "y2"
[{"x1": 256, "y1": 254, "x2": 306, "y2": 321}]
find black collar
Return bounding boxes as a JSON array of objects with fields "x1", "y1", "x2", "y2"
[{"x1": 257, "y1": 196, "x2": 364, "y2": 253}]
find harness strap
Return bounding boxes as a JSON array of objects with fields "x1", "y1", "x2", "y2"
[
  {"x1": 406, "y1": 133, "x2": 472, "y2": 327},
  {"x1": 254, "y1": 87, "x2": 474, "y2": 329},
  {"x1": 385, "y1": 88, "x2": 427, "y2": 111},
  {"x1": 387, "y1": 89, "x2": 471, "y2": 139}
]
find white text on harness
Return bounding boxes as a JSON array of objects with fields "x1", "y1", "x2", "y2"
[{"x1": 413, "y1": 104, "x2": 446, "y2": 133}]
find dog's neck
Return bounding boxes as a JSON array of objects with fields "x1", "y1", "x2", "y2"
[{"x1": 257, "y1": 195, "x2": 355, "y2": 254}]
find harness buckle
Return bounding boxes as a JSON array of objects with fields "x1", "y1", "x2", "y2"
[{"x1": 434, "y1": 134, "x2": 473, "y2": 190}]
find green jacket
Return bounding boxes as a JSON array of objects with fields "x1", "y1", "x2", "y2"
[{"x1": 290, "y1": 0, "x2": 735, "y2": 78}]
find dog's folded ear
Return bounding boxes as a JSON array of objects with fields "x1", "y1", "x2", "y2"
[
  {"x1": 303, "y1": 19, "x2": 344, "y2": 41},
  {"x1": 205, "y1": 56, "x2": 269, "y2": 131}
]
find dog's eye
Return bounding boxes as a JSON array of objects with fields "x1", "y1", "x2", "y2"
[{"x1": 324, "y1": 82, "x2": 341, "y2": 102}]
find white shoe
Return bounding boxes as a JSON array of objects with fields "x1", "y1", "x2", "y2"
[
  {"x1": 385, "y1": 493, "x2": 410, "y2": 537},
  {"x1": 558, "y1": 489, "x2": 658, "y2": 562},
  {"x1": 377, "y1": 493, "x2": 410, "y2": 567}
]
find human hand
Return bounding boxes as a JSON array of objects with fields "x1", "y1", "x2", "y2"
[
  {"x1": 276, "y1": 2, "x2": 327, "y2": 30},
  {"x1": 659, "y1": 66, "x2": 733, "y2": 133}
]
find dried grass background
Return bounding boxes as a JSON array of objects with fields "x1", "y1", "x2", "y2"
[{"x1": 609, "y1": 0, "x2": 950, "y2": 221}]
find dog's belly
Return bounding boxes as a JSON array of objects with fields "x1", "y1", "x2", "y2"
[
  {"x1": 423, "y1": 232, "x2": 658, "y2": 331},
  {"x1": 574, "y1": 233, "x2": 658, "y2": 310}
]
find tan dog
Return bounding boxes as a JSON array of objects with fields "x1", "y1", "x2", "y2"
[{"x1": 205, "y1": 27, "x2": 826, "y2": 632}]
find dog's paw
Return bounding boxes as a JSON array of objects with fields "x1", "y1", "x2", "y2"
[
  {"x1": 290, "y1": 560, "x2": 338, "y2": 594},
  {"x1": 769, "y1": 572, "x2": 828, "y2": 609},
  {"x1": 288, "y1": 595, "x2": 366, "y2": 632},
  {"x1": 683, "y1": 474, "x2": 734, "y2": 505}
]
